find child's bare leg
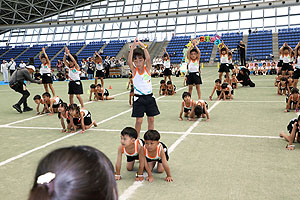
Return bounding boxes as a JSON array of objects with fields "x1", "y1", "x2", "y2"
[
  {"x1": 226, "y1": 72, "x2": 230, "y2": 82},
  {"x1": 43, "y1": 84, "x2": 49, "y2": 93},
  {"x1": 100, "y1": 77, "x2": 104, "y2": 87},
  {"x1": 156, "y1": 163, "x2": 165, "y2": 173},
  {"x1": 293, "y1": 79, "x2": 298, "y2": 88},
  {"x1": 49, "y1": 84, "x2": 55, "y2": 96},
  {"x1": 280, "y1": 131, "x2": 293, "y2": 142},
  {"x1": 106, "y1": 96, "x2": 115, "y2": 100},
  {"x1": 219, "y1": 72, "x2": 223, "y2": 81},
  {"x1": 289, "y1": 71, "x2": 293, "y2": 78},
  {"x1": 195, "y1": 84, "x2": 201, "y2": 100},
  {"x1": 95, "y1": 77, "x2": 98, "y2": 85},
  {"x1": 84, "y1": 121, "x2": 97, "y2": 130},
  {"x1": 164, "y1": 76, "x2": 167, "y2": 83},
  {"x1": 76, "y1": 94, "x2": 84, "y2": 108},
  {"x1": 69, "y1": 94, "x2": 74, "y2": 104},
  {"x1": 188, "y1": 85, "x2": 193, "y2": 96},
  {"x1": 127, "y1": 161, "x2": 135, "y2": 171},
  {"x1": 168, "y1": 75, "x2": 172, "y2": 82},
  {"x1": 147, "y1": 116, "x2": 154, "y2": 130},
  {"x1": 135, "y1": 117, "x2": 143, "y2": 137}
]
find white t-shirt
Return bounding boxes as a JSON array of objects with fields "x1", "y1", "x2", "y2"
[{"x1": 19, "y1": 63, "x2": 26, "y2": 68}]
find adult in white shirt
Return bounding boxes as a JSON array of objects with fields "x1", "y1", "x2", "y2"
[
  {"x1": 8, "y1": 58, "x2": 16, "y2": 76},
  {"x1": 1, "y1": 60, "x2": 9, "y2": 82},
  {"x1": 19, "y1": 60, "x2": 26, "y2": 68}
]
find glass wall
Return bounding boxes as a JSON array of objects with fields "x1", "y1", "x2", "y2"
[{"x1": 1, "y1": 0, "x2": 300, "y2": 46}]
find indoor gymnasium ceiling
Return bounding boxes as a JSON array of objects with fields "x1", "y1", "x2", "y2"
[{"x1": 0, "y1": 0, "x2": 103, "y2": 33}]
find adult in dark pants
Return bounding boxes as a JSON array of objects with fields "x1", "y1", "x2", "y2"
[
  {"x1": 9, "y1": 65, "x2": 41, "y2": 113},
  {"x1": 238, "y1": 41, "x2": 246, "y2": 66}
]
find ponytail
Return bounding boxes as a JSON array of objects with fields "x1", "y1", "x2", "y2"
[{"x1": 28, "y1": 184, "x2": 50, "y2": 200}]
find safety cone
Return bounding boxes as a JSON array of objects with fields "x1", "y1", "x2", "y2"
[
  {"x1": 201, "y1": 63, "x2": 204, "y2": 69},
  {"x1": 217, "y1": 62, "x2": 220, "y2": 69},
  {"x1": 109, "y1": 85, "x2": 112, "y2": 89}
]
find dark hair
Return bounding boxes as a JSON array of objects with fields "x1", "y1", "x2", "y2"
[
  {"x1": 160, "y1": 80, "x2": 165, "y2": 84},
  {"x1": 163, "y1": 53, "x2": 168, "y2": 58},
  {"x1": 69, "y1": 104, "x2": 80, "y2": 114},
  {"x1": 296, "y1": 46, "x2": 300, "y2": 58},
  {"x1": 283, "y1": 46, "x2": 290, "y2": 51},
  {"x1": 167, "y1": 81, "x2": 172, "y2": 85},
  {"x1": 144, "y1": 130, "x2": 160, "y2": 141},
  {"x1": 67, "y1": 54, "x2": 78, "y2": 64},
  {"x1": 133, "y1": 47, "x2": 145, "y2": 60},
  {"x1": 221, "y1": 83, "x2": 228, "y2": 89},
  {"x1": 28, "y1": 146, "x2": 118, "y2": 200},
  {"x1": 182, "y1": 91, "x2": 191, "y2": 99},
  {"x1": 232, "y1": 74, "x2": 236, "y2": 77},
  {"x1": 263, "y1": 63, "x2": 266, "y2": 65},
  {"x1": 291, "y1": 88, "x2": 299, "y2": 94},
  {"x1": 215, "y1": 79, "x2": 221, "y2": 84},
  {"x1": 255, "y1": 63, "x2": 258, "y2": 66},
  {"x1": 121, "y1": 127, "x2": 138, "y2": 139},
  {"x1": 58, "y1": 102, "x2": 68, "y2": 119},
  {"x1": 97, "y1": 84, "x2": 102, "y2": 88},
  {"x1": 42, "y1": 92, "x2": 51, "y2": 98},
  {"x1": 41, "y1": 55, "x2": 46, "y2": 59},
  {"x1": 194, "y1": 105, "x2": 203, "y2": 117},
  {"x1": 190, "y1": 49, "x2": 198, "y2": 54},
  {"x1": 90, "y1": 84, "x2": 96, "y2": 89},
  {"x1": 221, "y1": 47, "x2": 226, "y2": 52},
  {"x1": 228, "y1": 52, "x2": 232, "y2": 56},
  {"x1": 33, "y1": 95, "x2": 41, "y2": 100},
  {"x1": 281, "y1": 77, "x2": 287, "y2": 82}
]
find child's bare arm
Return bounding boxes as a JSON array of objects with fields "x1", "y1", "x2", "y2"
[
  {"x1": 42, "y1": 48, "x2": 51, "y2": 67},
  {"x1": 136, "y1": 146, "x2": 145, "y2": 181},
  {"x1": 204, "y1": 105, "x2": 210, "y2": 120},
  {"x1": 36, "y1": 103, "x2": 40, "y2": 114},
  {"x1": 159, "y1": 86, "x2": 162, "y2": 95},
  {"x1": 189, "y1": 103, "x2": 196, "y2": 119},
  {"x1": 179, "y1": 102, "x2": 184, "y2": 120},
  {"x1": 63, "y1": 53, "x2": 69, "y2": 67},
  {"x1": 60, "y1": 117, "x2": 66, "y2": 131},
  {"x1": 160, "y1": 149, "x2": 173, "y2": 182},
  {"x1": 194, "y1": 44, "x2": 201, "y2": 62},
  {"x1": 210, "y1": 86, "x2": 216, "y2": 100},
  {"x1": 286, "y1": 98, "x2": 291, "y2": 111},
  {"x1": 65, "y1": 47, "x2": 80, "y2": 70},
  {"x1": 115, "y1": 145, "x2": 123, "y2": 180},
  {"x1": 80, "y1": 112, "x2": 86, "y2": 132},
  {"x1": 89, "y1": 90, "x2": 93, "y2": 101},
  {"x1": 128, "y1": 39, "x2": 137, "y2": 73},
  {"x1": 144, "y1": 157, "x2": 153, "y2": 182}
]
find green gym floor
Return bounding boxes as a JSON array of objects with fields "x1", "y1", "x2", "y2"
[{"x1": 0, "y1": 67, "x2": 299, "y2": 200}]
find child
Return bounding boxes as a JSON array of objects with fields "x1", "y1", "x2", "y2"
[
  {"x1": 89, "y1": 84, "x2": 97, "y2": 101},
  {"x1": 275, "y1": 72, "x2": 282, "y2": 87},
  {"x1": 95, "y1": 84, "x2": 114, "y2": 101},
  {"x1": 129, "y1": 84, "x2": 134, "y2": 106},
  {"x1": 281, "y1": 42, "x2": 294, "y2": 78},
  {"x1": 280, "y1": 115, "x2": 300, "y2": 150},
  {"x1": 285, "y1": 88, "x2": 300, "y2": 112},
  {"x1": 218, "y1": 41, "x2": 230, "y2": 82},
  {"x1": 159, "y1": 80, "x2": 167, "y2": 96},
  {"x1": 93, "y1": 51, "x2": 105, "y2": 86},
  {"x1": 57, "y1": 102, "x2": 71, "y2": 133},
  {"x1": 209, "y1": 79, "x2": 222, "y2": 100},
  {"x1": 166, "y1": 81, "x2": 175, "y2": 96},
  {"x1": 68, "y1": 104, "x2": 97, "y2": 134},
  {"x1": 34, "y1": 69, "x2": 41, "y2": 80},
  {"x1": 39, "y1": 47, "x2": 55, "y2": 96},
  {"x1": 293, "y1": 42, "x2": 300, "y2": 88},
  {"x1": 63, "y1": 47, "x2": 85, "y2": 108},
  {"x1": 287, "y1": 76, "x2": 293, "y2": 94},
  {"x1": 262, "y1": 63, "x2": 267, "y2": 75},
  {"x1": 80, "y1": 68, "x2": 87, "y2": 80},
  {"x1": 33, "y1": 95, "x2": 48, "y2": 115},
  {"x1": 278, "y1": 77, "x2": 288, "y2": 96},
  {"x1": 127, "y1": 73, "x2": 133, "y2": 90},
  {"x1": 220, "y1": 82, "x2": 233, "y2": 100},
  {"x1": 188, "y1": 100, "x2": 210, "y2": 121},
  {"x1": 231, "y1": 74, "x2": 238, "y2": 89},
  {"x1": 228, "y1": 51, "x2": 234, "y2": 71},
  {"x1": 232, "y1": 63, "x2": 239, "y2": 75},
  {"x1": 179, "y1": 92, "x2": 193, "y2": 121},
  {"x1": 187, "y1": 39, "x2": 202, "y2": 99},
  {"x1": 42, "y1": 92, "x2": 63, "y2": 115},
  {"x1": 163, "y1": 49, "x2": 172, "y2": 82},
  {"x1": 253, "y1": 63, "x2": 259, "y2": 75},
  {"x1": 115, "y1": 127, "x2": 145, "y2": 181},
  {"x1": 143, "y1": 130, "x2": 173, "y2": 182},
  {"x1": 128, "y1": 38, "x2": 160, "y2": 136}
]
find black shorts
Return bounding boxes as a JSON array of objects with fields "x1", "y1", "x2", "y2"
[
  {"x1": 184, "y1": 108, "x2": 191, "y2": 113},
  {"x1": 126, "y1": 155, "x2": 139, "y2": 162},
  {"x1": 187, "y1": 72, "x2": 202, "y2": 85},
  {"x1": 229, "y1": 64, "x2": 234, "y2": 70},
  {"x1": 219, "y1": 63, "x2": 230, "y2": 73},
  {"x1": 282, "y1": 63, "x2": 293, "y2": 71},
  {"x1": 164, "y1": 68, "x2": 172, "y2": 76},
  {"x1": 293, "y1": 69, "x2": 300, "y2": 79},
  {"x1": 96, "y1": 70, "x2": 105, "y2": 78},
  {"x1": 146, "y1": 142, "x2": 169, "y2": 163},
  {"x1": 42, "y1": 73, "x2": 53, "y2": 84},
  {"x1": 68, "y1": 80, "x2": 83, "y2": 95},
  {"x1": 278, "y1": 60, "x2": 283, "y2": 67},
  {"x1": 73, "y1": 116, "x2": 92, "y2": 126},
  {"x1": 232, "y1": 83, "x2": 237, "y2": 87},
  {"x1": 132, "y1": 94, "x2": 160, "y2": 117},
  {"x1": 216, "y1": 90, "x2": 221, "y2": 96}
]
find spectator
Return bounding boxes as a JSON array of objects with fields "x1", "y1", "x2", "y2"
[
  {"x1": 238, "y1": 41, "x2": 246, "y2": 66},
  {"x1": 1, "y1": 60, "x2": 9, "y2": 82},
  {"x1": 87, "y1": 57, "x2": 95, "y2": 80},
  {"x1": 80, "y1": 68, "x2": 87, "y2": 80},
  {"x1": 34, "y1": 69, "x2": 41, "y2": 80},
  {"x1": 8, "y1": 58, "x2": 16, "y2": 76},
  {"x1": 81, "y1": 58, "x2": 87, "y2": 72},
  {"x1": 248, "y1": 28, "x2": 252, "y2": 35},
  {"x1": 56, "y1": 71, "x2": 65, "y2": 81},
  {"x1": 104, "y1": 56, "x2": 111, "y2": 78},
  {"x1": 19, "y1": 60, "x2": 26, "y2": 69},
  {"x1": 55, "y1": 59, "x2": 64, "y2": 72}
]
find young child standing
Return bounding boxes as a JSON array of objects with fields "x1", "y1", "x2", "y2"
[
  {"x1": 39, "y1": 47, "x2": 55, "y2": 96},
  {"x1": 293, "y1": 42, "x2": 300, "y2": 88},
  {"x1": 179, "y1": 92, "x2": 193, "y2": 121},
  {"x1": 209, "y1": 79, "x2": 222, "y2": 100},
  {"x1": 63, "y1": 47, "x2": 85, "y2": 108},
  {"x1": 115, "y1": 127, "x2": 145, "y2": 181},
  {"x1": 129, "y1": 84, "x2": 134, "y2": 106},
  {"x1": 281, "y1": 42, "x2": 294, "y2": 78},
  {"x1": 143, "y1": 130, "x2": 173, "y2": 182},
  {"x1": 186, "y1": 39, "x2": 202, "y2": 100},
  {"x1": 218, "y1": 41, "x2": 230, "y2": 82},
  {"x1": 128, "y1": 38, "x2": 160, "y2": 136},
  {"x1": 93, "y1": 51, "x2": 105, "y2": 86},
  {"x1": 163, "y1": 49, "x2": 172, "y2": 82}
]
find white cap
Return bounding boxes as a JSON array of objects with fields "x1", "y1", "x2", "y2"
[{"x1": 26, "y1": 65, "x2": 36, "y2": 71}]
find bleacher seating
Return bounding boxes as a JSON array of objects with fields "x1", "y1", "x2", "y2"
[
  {"x1": 34, "y1": 43, "x2": 66, "y2": 67},
  {"x1": 166, "y1": 36, "x2": 191, "y2": 64},
  {"x1": 77, "y1": 41, "x2": 106, "y2": 61},
  {"x1": 215, "y1": 32, "x2": 243, "y2": 62},
  {"x1": 102, "y1": 40, "x2": 126, "y2": 59},
  {"x1": 52, "y1": 42, "x2": 85, "y2": 67},
  {"x1": 196, "y1": 34, "x2": 214, "y2": 63},
  {"x1": 15, "y1": 44, "x2": 45, "y2": 66},
  {"x1": 278, "y1": 28, "x2": 300, "y2": 50},
  {"x1": 247, "y1": 30, "x2": 273, "y2": 60},
  {"x1": 0, "y1": 46, "x2": 11, "y2": 58},
  {"x1": 0, "y1": 45, "x2": 29, "y2": 62}
]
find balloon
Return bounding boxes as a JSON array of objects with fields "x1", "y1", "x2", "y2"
[
  {"x1": 210, "y1": 37, "x2": 216, "y2": 43},
  {"x1": 215, "y1": 34, "x2": 221, "y2": 40},
  {"x1": 199, "y1": 36, "x2": 205, "y2": 42},
  {"x1": 205, "y1": 36, "x2": 210, "y2": 42},
  {"x1": 215, "y1": 39, "x2": 221, "y2": 46}
]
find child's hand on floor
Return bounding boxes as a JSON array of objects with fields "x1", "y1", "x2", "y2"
[
  {"x1": 80, "y1": 130, "x2": 85, "y2": 134},
  {"x1": 209, "y1": 96, "x2": 212, "y2": 100},
  {"x1": 165, "y1": 176, "x2": 173, "y2": 182},
  {"x1": 115, "y1": 175, "x2": 121, "y2": 181},
  {"x1": 135, "y1": 176, "x2": 144, "y2": 182},
  {"x1": 48, "y1": 113, "x2": 54, "y2": 116},
  {"x1": 178, "y1": 117, "x2": 183, "y2": 121},
  {"x1": 206, "y1": 119, "x2": 210, "y2": 122},
  {"x1": 147, "y1": 176, "x2": 154, "y2": 183}
]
